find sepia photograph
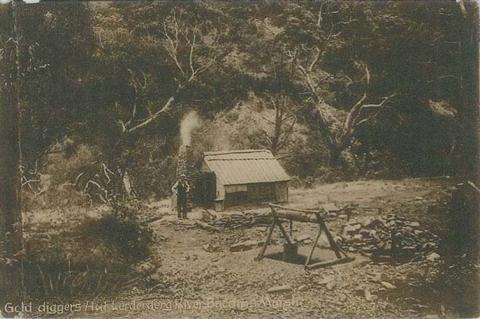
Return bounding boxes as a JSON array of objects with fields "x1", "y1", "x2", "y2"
[{"x1": 0, "y1": 0, "x2": 478, "y2": 318}]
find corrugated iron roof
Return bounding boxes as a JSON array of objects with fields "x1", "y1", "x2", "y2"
[{"x1": 203, "y1": 149, "x2": 291, "y2": 185}]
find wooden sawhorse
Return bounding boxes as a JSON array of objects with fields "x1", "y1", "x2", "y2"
[{"x1": 255, "y1": 203, "x2": 354, "y2": 269}]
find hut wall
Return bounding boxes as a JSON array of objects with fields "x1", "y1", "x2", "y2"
[
  {"x1": 274, "y1": 181, "x2": 288, "y2": 202},
  {"x1": 201, "y1": 161, "x2": 225, "y2": 201},
  {"x1": 247, "y1": 183, "x2": 275, "y2": 202},
  {"x1": 221, "y1": 182, "x2": 288, "y2": 208}
]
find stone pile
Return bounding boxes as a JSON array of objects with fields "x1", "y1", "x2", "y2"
[{"x1": 336, "y1": 214, "x2": 439, "y2": 260}]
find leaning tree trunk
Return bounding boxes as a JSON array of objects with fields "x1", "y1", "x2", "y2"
[
  {"x1": 328, "y1": 144, "x2": 342, "y2": 167},
  {"x1": 0, "y1": 1, "x2": 23, "y2": 314}
]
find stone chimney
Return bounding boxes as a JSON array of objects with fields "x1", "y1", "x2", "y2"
[
  {"x1": 175, "y1": 144, "x2": 194, "y2": 210},
  {"x1": 178, "y1": 144, "x2": 194, "y2": 176}
]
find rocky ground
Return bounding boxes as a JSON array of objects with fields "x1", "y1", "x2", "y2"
[
  {"x1": 77, "y1": 177, "x2": 459, "y2": 318},
  {"x1": 23, "y1": 177, "x2": 467, "y2": 318}
]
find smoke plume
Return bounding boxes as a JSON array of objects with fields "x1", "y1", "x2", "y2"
[{"x1": 180, "y1": 111, "x2": 201, "y2": 145}]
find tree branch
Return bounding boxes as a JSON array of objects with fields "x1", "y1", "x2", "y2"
[
  {"x1": 125, "y1": 95, "x2": 175, "y2": 133},
  {"x1": 120, "y1": 11, "x2": 220, "y2": 134}
]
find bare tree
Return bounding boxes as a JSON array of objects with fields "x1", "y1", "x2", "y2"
[
  {"x1": 261, "y1": 94, "x2": 297, "y2": 156},
  {"x1": 85, "y1": 10, "x2": 222, "y2": 201},
  {"x1": 285, "y1": 5, "x2": 397, "y2": 165},
  {"x1": 118, "y1": 12, "x2": 220, "y2": 134}
]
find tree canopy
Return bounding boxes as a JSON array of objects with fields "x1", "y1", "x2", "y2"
[{"x1": 13, "y1": 0, "x2": 478, "y2": 197}]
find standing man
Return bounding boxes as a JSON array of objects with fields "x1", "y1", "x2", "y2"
[{"x1": 172, "y1": 174, "x2": 190, "y2": 219}]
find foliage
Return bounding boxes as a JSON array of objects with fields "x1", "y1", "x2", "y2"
[
  {"x1": 18, "y1": 2, "x2": 96, "y2": 169},
  {"x1": 12, "y1": 1, "x2": 479, "y2": 200},
  {"x1": 82, "y1": 201, "x2": 153, "y2": 261},
  {"x1": 23, "y1": 247, "x2": 130, "y2": 300},
  {"x1": 22, "y1": 205, "x2": 150, "y2": 301},
  {"x1": 434, "y1": 182, "x2": 480, "y2": 316},
  {"x1": 130, "y1": 151, "x2": 178, "y2": 199}
]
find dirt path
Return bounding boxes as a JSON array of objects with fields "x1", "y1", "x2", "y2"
[{"x1": 78, "y1": 177, "x2": 457, "y2": 318}]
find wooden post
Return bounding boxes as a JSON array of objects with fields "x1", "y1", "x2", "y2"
[
  {"x1": 275, "y1": 217, "x2": 295, "y2": 245},
  {"x1": 255, "y1": 219, "x2": 276, "y2": 261},
  {"x1": 289, "y1": 219, "x2": 293, "y2": 238},
  {"x1": 317, "y1": 214, "x2": 342, "y2": 259},
  {"x1": 305, "y1": 224, "x2": 322, "y2": 267}
]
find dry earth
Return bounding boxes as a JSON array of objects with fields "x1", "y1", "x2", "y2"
[{"x1": 25, "y1": 177, "x2": 458, "y2": 318}]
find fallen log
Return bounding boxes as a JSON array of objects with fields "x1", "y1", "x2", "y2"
[
  {"x1": 195, "y1": 220, "x2": 221, "y2": 233},
  {"x1": 142, "y1": 216, "x2": 165, "y2": 225}
]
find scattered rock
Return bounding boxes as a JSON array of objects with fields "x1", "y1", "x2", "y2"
[
  {"x1": 380, "y1": 281, "x2": 396, "y2": 289},
  {"x1": 367, "y1": 273, "x2": 381, "y2": 283},
  {"x1": 296, "y1": 234, "x2": 312, "y2": 243},
  {"x1": 409, "y1": 221, "x2": 420, "y2": 227},
  {"x1": 195, "y1": 220, "x2": 221, "y2": 233},
  {"x1": 135, "y1": 261, "x2": 158, "y2": 275},
  {"x1": 203, "y1": 243, "x2": 220, "y2": 252},
  {"x1": 338, "y1": 215, "x2": 439, "y2": 261},
  {"x1": 321, "y1": 203, "x2": 341, "y2": 212},
  {"x1": 317, "y1": 276, "x2": 334, "y2": 285},
  {"x1": 267, "y1": 285, "x2": 292, "y2": 293},
  {"x1": 230, "y1": 240, "x2": 264, "y2": 252},
  {"x1": 150, "y1": 271, "x2": 162, "y2": 282},
  {"x1": 201, "y1": 210, "x2": 216, "y2": 222},
  {"x1": 352, "y1": 234, "x2": 363, "y2": 242},
  {"x1": 326, "y1": 281, "x2": 336, "y2": 291},
  {"x1": 364, "y1": 288, "x2": 374, "y2": 301},
  {"x1": 158, "y1": 234, "x2": 169, "y2": 241},
  {"x1": 426, "y1": 252, "x2": 441, "y2": 262},
  {"x1": 344, "y1": 223, "x2": 362, "y2": 234},
  {"x1": 297, "y1": 285, "x2": 307, "y2": 291}
]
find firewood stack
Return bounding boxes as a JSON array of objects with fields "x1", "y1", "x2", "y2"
[{"x1": 336, "y1": 214, "x2": 439, "y2": 260}]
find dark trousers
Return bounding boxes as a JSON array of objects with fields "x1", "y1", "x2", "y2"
[{"x1": 177, "y1": 196, "x2": 187, "y2": 218}]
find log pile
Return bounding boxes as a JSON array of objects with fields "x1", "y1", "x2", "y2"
[
  {"x1": 206, "y1": 211, "x2": 272, "y2": 229},
  {"x1": 336, "y1": 214, "x2": 439, "y2": 260}
]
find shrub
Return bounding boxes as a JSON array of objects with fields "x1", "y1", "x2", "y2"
[
  {"x1": 130, "y1": 155, "x2": 177, "y2": 199},
  {"x1": 23, "y1": 226, "x2": 136, "y2": 301},
  {"x1": 434, "y1": 182, "x2": 480, "y2": 317},
  {"x1": 23, "y1": 248, "x2": 131, "y2": 300},
  {"x1": 82, "y1": 201, "x2": 153, "y2": 261},
  {"x1": 22, "y1": 201, "x2": 154, "y2": 303}
]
